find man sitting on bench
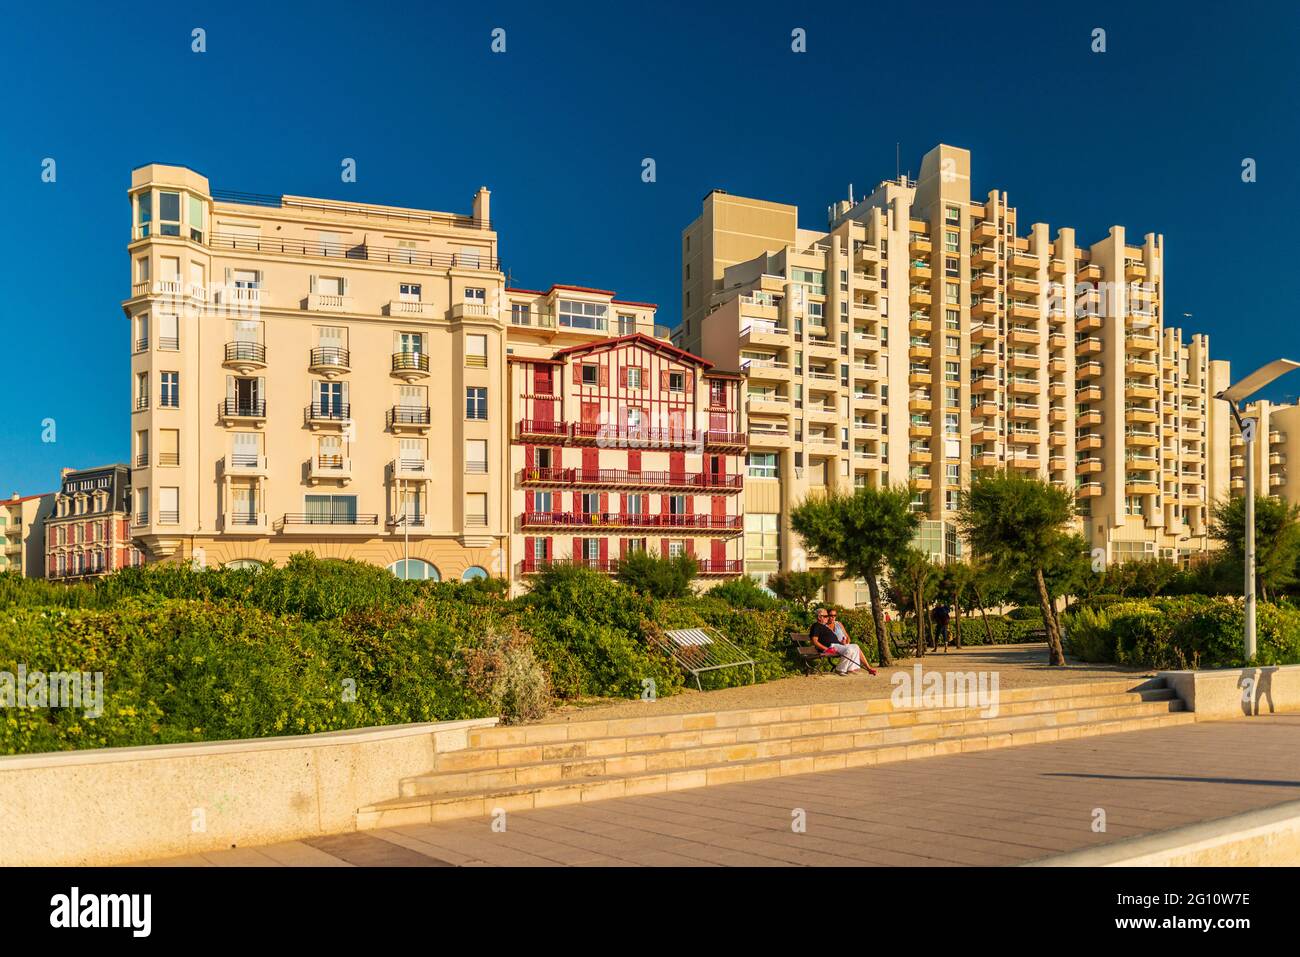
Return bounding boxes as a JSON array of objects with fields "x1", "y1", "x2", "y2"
[{"x1": 810, "y1": 607, "x2": 872, "y2": 676}]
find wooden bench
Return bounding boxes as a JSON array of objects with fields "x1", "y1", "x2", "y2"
[{"x1": 789, "y1": 631, "x2": 837, "y2": 673}]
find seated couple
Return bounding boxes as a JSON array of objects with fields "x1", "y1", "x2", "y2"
[{"x1": 809, "y1": 607, "x2": 878, "y2": 676}]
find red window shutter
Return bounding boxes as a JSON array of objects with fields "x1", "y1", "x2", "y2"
[
  {"x1": 545, "y1": 537, "x2": 552, "y2": 559},
  {"x1": 628, "y1": 450, "x2": 641, "y2": 472},
  {"x1": 660, "y1": 370, "x2": 670, "y2": 390},
  {"x1": 599, "y1": 365, "x2": 609, "y2": 388},
  {"x1": 712, "y1": 539, "x2": 726, "y2": 563},
  {"x1": 685, "y1": 372, "x2": 694, "y2": 393},
  {"x1": 661, "y1": 495, "x2": 669, "y2": 515},
  {"x1": 686, "y1": 496, "x2": 694, "y2": 515},
  {"x1": 524, "y1": 536, "x2": 534, "y2": 564},
  {"x1": 599, "y1": 538, "x2": 609, "y2": 563},
  {"x1": 620, "y1": 539, "x2": 628, "y2": 558},
  {"x1": 573, "y1": 492, "x2": 583, "y2": 513},
  {"x1": 712, "y1": 496, "x2": 725, "y2": 518},
  {"x1": 572, "y1": 363, "x2": 581, "y2": 385},
  {"x1": 525, "y1": 490, "x2": 534, "y2": 513},
  {"x1": 600, "y1": 492, "x2": 608, "y2": 514},
  {"x1": 619, "y1": 367, "x2": 627, "y2": 388},
  {"x1": 525, "y1": 445, "x2": 534, "y2": 467},
  {"x1": 582, "y1": 447, "x2": 598, "y2": 475},
  {"x1": 685, "y1": 540, "x2": 694, "y2": 557},
  {"x1": 573, "y1": 537, "x2": 582, "y2": 562},
  {"x1": 661, "y1": 538, "x2": 669, "y2": 558}
]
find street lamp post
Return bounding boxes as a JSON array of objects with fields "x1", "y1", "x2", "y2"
[{"x1": 1216, "y1": 358, "x2": 1300, "y2": 661}]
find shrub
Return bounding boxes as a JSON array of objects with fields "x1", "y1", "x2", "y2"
[
  {"x1": 614, "y1": 551, "x2": 697, "y2": 599},
  {"x1": 768, "y1": 570, "x2": 831, "y2": 610},
  {"x1": 705, "y1": 575, "x2": 782, "y2": 611}
]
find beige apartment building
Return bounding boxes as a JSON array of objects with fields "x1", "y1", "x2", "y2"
[
  {"x1": 678, "y1": 144, "x2": 1229, "y2": 601},
  {"x1": 1, "y1": 491, "x2": 55, "y2": 577},
  {"x1": 124, "y1": 165, "x2": 706, "y2": 584},
  {"x1": 1229, "y1": 399, "x2": 1299, "y2": 507}
]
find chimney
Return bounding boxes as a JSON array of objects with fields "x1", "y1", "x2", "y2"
[{"x1": 473, "y1": 187, "x2": 491, "y2": 226}]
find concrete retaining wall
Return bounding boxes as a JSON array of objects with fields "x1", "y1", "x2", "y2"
[
  {"x1": 1159, "y1": 664, "x2": 1300, "y2": 719},
  {"x1": 1025, "y1": 798, "x2": 1300, "y2": 866},
  {"x1": 0, "y1": 717, "x2": 498, "y2": 866}
]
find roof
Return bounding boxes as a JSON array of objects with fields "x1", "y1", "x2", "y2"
[
  {"x1": 5, "y1": 492, "x2": 52, "y2": 505},
  {"x1": 503, "y1": 285, "x2": 656, "y2": 310},
  {"x1": 551, "y1": 333, "x2": 713, "y2": 369}
]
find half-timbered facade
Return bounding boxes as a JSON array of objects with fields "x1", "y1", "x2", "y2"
[{"x1": 510, "y1": 334, "x2": 746, "y2": 584}]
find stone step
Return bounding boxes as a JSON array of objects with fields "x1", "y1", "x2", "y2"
[
  {"x1": 465, "y1": 677, "x2": 1161, "y2": 749},
  {"x1": 405, "y1": 697, "x2": 1185, "y2": 796},
  {"x1": 356, "y1": 710, "x2": 1196, "y2": 830},
  {"x1": 433, "y1": 687, "x2": 1177, "y2": 774}
]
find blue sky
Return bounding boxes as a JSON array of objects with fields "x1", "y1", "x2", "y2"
[{"x1": 2, "y1": 0, "x2": 1297, "y2": 495}]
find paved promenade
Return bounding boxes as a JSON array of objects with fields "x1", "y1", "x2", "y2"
[{"x1": 146, "y1": 714, "x2": 1300, "y2": 867}]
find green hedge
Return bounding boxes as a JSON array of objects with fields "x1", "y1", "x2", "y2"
[{"x1": 1063, "y1": 596, "x2": 1300, "y2": 669}]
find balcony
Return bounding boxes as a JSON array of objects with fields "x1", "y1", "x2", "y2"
[
  {"x1": 1009, "y1": 325, "x2": 1038, "y2": 346},
  {"x1": 703, "y1": 430, "x2": 747, "y2": 451},
  {"x1": 1077, "y1": 361, "x2": 1103, "y2": 380},
  {"x1": 740, "y1": 323, "x2": 789, "y2": 347},
  {"x1": 215, "y1": 285, "x2": 267, "y2": 309},
  {"x1": 909, "y1": 235, "x2": 932, "y2": 254},
  {"x1": 221, "y1": 453, "x2": 268, "y2": 477},
  {"x1": 1076, "y1": 482, "x2": 1102, "y2": 497},
  {"x1": 1125, "y1": 406, "x2": 1160, "y2": 425},
  {"x1": 1076, "y1": 385, "x2": 1103, "y2": 403},
  {"x1": 1075, "y1": 336, "x2": 1102, "y2": 356},
  {"x1": 970, "y1": 322, "x2": 998, "y2": 343},
  {"x1": 971, "y1": 426, "x2": 998, "y2": 443},
  {"x1": 452, "y1": 302, "x2": 496, "y2": 321},
  {"x1": 219, "y1": 399, "x2": 267, "y2": 424},
  {"x1": 280, "y1": 512, "x2": 380, "y2": 533},
  {"x1": 908, "y1": 314, "x2": 932, "y2": 333},
  {"x1": 1125, "y1": 455, "x2": 1159, "y2": 472},
  {"x1": 519, "y1": 467, "x2": 743, "y2": 493},
  {"x1": 1009, "y1": 402, "x2": 1040, "y2": 419},
  {"x1": 520, "y1": 511, "x2": 743, "y2": 535},
  {"x1": 909, "y1": 287, "x2": 932, "y2": 307},
  {"x1": 224, "y1": 511, "x2": 269, "y2": 534},
  {"x1": 305, "y1": 293, "x2": 354, "y2": 313},
  {"x1": 223, "y1": 341, "x2": 267, "y2": 374},
  {"x1": 1076, "y1": 264, "x2": 1102, "y2": 283},
  {"x1": 974, "y1": 221, "x2": 997, "y2": 240},
  {"x1": 696, "y1": 559, "x2": 744, "y2": 576},
  {"x1": 1076, "y1": 313, "x2": 1103, "y2": 333},
  {"x1": 308, "y1": 455, "x2": 352, "y2": 484},
  {"x1": 972, "y1": 299, "x2": 998, "y2": 320},
  {"x1": 1077, "y1": 410, "x2": 1102, "y2": 427},
  {"x1": 391, "y1": 350, "x2": 430, "y2": 382},
  {"x1": 385, "y1": 299, "x2": 436, "y2": 318},
  {"x1": 1008, "y1": 430, "x2": 1038, "y2": 446},
  {"x1": 305, "y1": 403, "x2": 351, "y2": 428},
  {"x1": 387, "y1": 405, "x2": 432, "y2": 432},
  {"x1": 1126, "y1": 430, "x2": 1159, "y2": 447},
  {"x1": 308, "y1": 346, "x2": 351, "y2": 377},
  {"x1": 570, "y1": 423, "x2": 703, "y2": 450},
  {"x1": 972, "y1": 452, "x2": 999, "y2": 469},
  {"x1": 1125, "y1": 260, "x2": 1148, "y2": 280},
  {"x1": 390, "y1": 458, "x2": 429, "y2": 481},
  {"x1": 1126, "y1": 480, "x2": 1160, "y2": 495},
  {"x1": 1009, "y1": 377, "x2": 1040, "y2": 396},
  {"x1": 741, "y1": 358, "x2": 791, "y2": 381}
]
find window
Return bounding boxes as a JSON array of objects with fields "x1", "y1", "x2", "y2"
[
  {"x1": 188, "y1": 194, "x2": 204, "y2": 242},
  {"x1": 465, "y1": 387, "x2": 488, "y2": 420},
  {"x1": 134, "y1": 314, "x2": 149, "y2": 352},
  {"x1": 465, "y1": 439, "x2": 488, "y2": 473},
  {"x1": 159, "y1": 313, "x2": 179, "y2": 350},
  {"x1": 461, "y1": 566, "x2": 489, "y2": 582},
  {"x1": 945, "y1": 205, "x2": 960, "y2": 225},
  {"x1": 224, "y1": 559, "x2": 266, "y2": 572},
  {"x1": 945, "y1": 309, "x2": 960, "y2": 330},
  {"x1": 465, "y1": 493, "x2": 488, "y2": 527},
  {"x1": 400, "y1": 282, "x2": 422, "y2": 301},
  {"x1": 667, "y1": 495, "x2": 687, "y2": 516},
  {"x1": 558, "y1": 299, "x2": 608, "y2": 331},
  {"x1": 744, "y1": 513, "x2": 779, "y2": 583},
  {"x1": 466, "y1": 334, "x2": 488, "y2": 368},
  {"x1": 396, "y1": 239, "x2": 418, "y2": 264},
  {"x1": 135, "y1": 488, "x2": 149, "y2": 525},
  {"x1": 945, "y1": 414, "x2": 960, "y2": 435},
  {"x1": 464, "y1": 286, "x2": 486, "y2": 305},
  {"x1": 627, "y1": 367, "x2": 643, "y2": 389},
  {"x1": 944, "y1": 362, "x2": 960, "y2": 383},
  {"x1": 580, "y1": 364, "x2": 598, "y2": 386},
  {"x1": 135, "y1": 372, "x2": 149, "y2": 409},
  {"x1": 618, "y1": 314, "x2": 636, "y2": 335},
  {"x1": 136, "y1": 191, "x2": 152, "y2": 237},
  {"x1": 945, "y1": 283, "x2": 960, "y2": 305},
  {"x1": 136, "y1": 257, "x2": 150, "y2": 283},
  {"x1": 159, "y1": 191, "x2": 181, "y2": 236},
  {"x1": 945, "y1": 257, "x2": 959, "y2": 278},
  {"x1": 389, "y1": 559, "x2": 440, "y2": 581},
  {"x1": 625, "y1": 494, "x2": 646, "y2": 516},
  {"x1": 748, "y1": 453, "x2": 778, "y2": 479},
  {"x1": 667, "y1": 540, "x2": 686, "y2": 559},
  {"x1": 945, "y1": 230, "x2": 959, "y2": 253},
  {"x1": 511, "y1": 303, "x2": 533, "y2": 326},
  {"x1": 946, "y1": 463, "x2": 961, "y2": 484},
  {"x1": 668, "y1": 372, "x2": 685, "y2": 393},
  {"x1": 159, "y1": 429, "x2": 179, "y2": 466},
  {"x1": 159, "y1": 487, "x2": 179, "y2": 525},
  {"x1": 304, "y1": 494, "x2": 358, "y2": 523}
]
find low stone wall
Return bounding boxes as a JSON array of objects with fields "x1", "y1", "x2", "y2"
[
  {"x1": 1025, "y1": 799, "x2": 1300, "y2": 866},
  {"x1": 0, "y1": 717, "x2": 497, "y2": 866},
  {"x1": 1159, "y1": 664, "x2": 1300, "y2": 719}
]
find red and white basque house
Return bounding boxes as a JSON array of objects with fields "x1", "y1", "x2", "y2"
[{"x1": 509, "y1": 333, "x2": 746, "y2": 580}]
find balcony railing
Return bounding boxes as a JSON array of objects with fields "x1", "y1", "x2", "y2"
[
  {"x1": 309, "y1": 346, "x2": 350, "y2": 370},
  {"x1": 521, "y1": 511, "x2": 743, "y2": 532},
  {"x1": 220, "y1": 399, "x2": 266, "y2": 418},
  {"x1": 225, "y1": 341, "x2": 266, "y2": 364},
  {"x1": 282, "y1": 513, "x2": 379, "y2": 526},
  {"x1": 519, "y1": 467, "x2": 743, "y2": 491},
  {"x1": 207, "y1": 229, "x2": 498, "y2": 270},
  {"x1": 392, "y1": 351, "x2": 430, "y2": 373},
  {"x1": 306, "y1": 402, "x2": 351, "y2": 422},
  {"x1": 387, "y1": 405, "x2": 431, "y2": 427}
]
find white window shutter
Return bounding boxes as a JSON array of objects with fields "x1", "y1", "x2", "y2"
[
  {"x1": 225, "y1": 375, "x2": 234, "y2": 401},
  {"x1": 341, "y1": 276, "x2": 349, "y2": 296},
  {"x1": 341, "y1": 381, "x2": 350, "y2": 405},
  {"x1": 310, "y1": 274, "x2": 318, "y2": 294},
  {"x1": 256, "y1": 376, "x2": 265, "y2": 402}
]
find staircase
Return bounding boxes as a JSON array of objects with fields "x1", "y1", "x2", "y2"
[{"x1": 357, "y1": 677, "x2": 1192, "y2": 829}]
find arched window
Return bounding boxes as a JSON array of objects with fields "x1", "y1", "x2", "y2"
[
  {"x1": 461, "y1": 565, "x2": 489, "y2": 582},
  {"x1": 389, "y1": 559, "x2": 440, "y2": 581},
  {"x1": 223, "y1": 558, "x2": 265, "y2": 571}
]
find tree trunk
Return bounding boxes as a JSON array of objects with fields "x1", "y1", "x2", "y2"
[
  {"x1": 866, "y1": 574, "x2": 892, "y2": 667},
  {"x1": 1035, "y1": 566, "x2": 1066, "y2": 666},
  {"x1": 915, "y1": 588, "x2": 926, "y2": 657},
  {"x1": 953, "y1": 598, "x2": 963, "y2": 649}
]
